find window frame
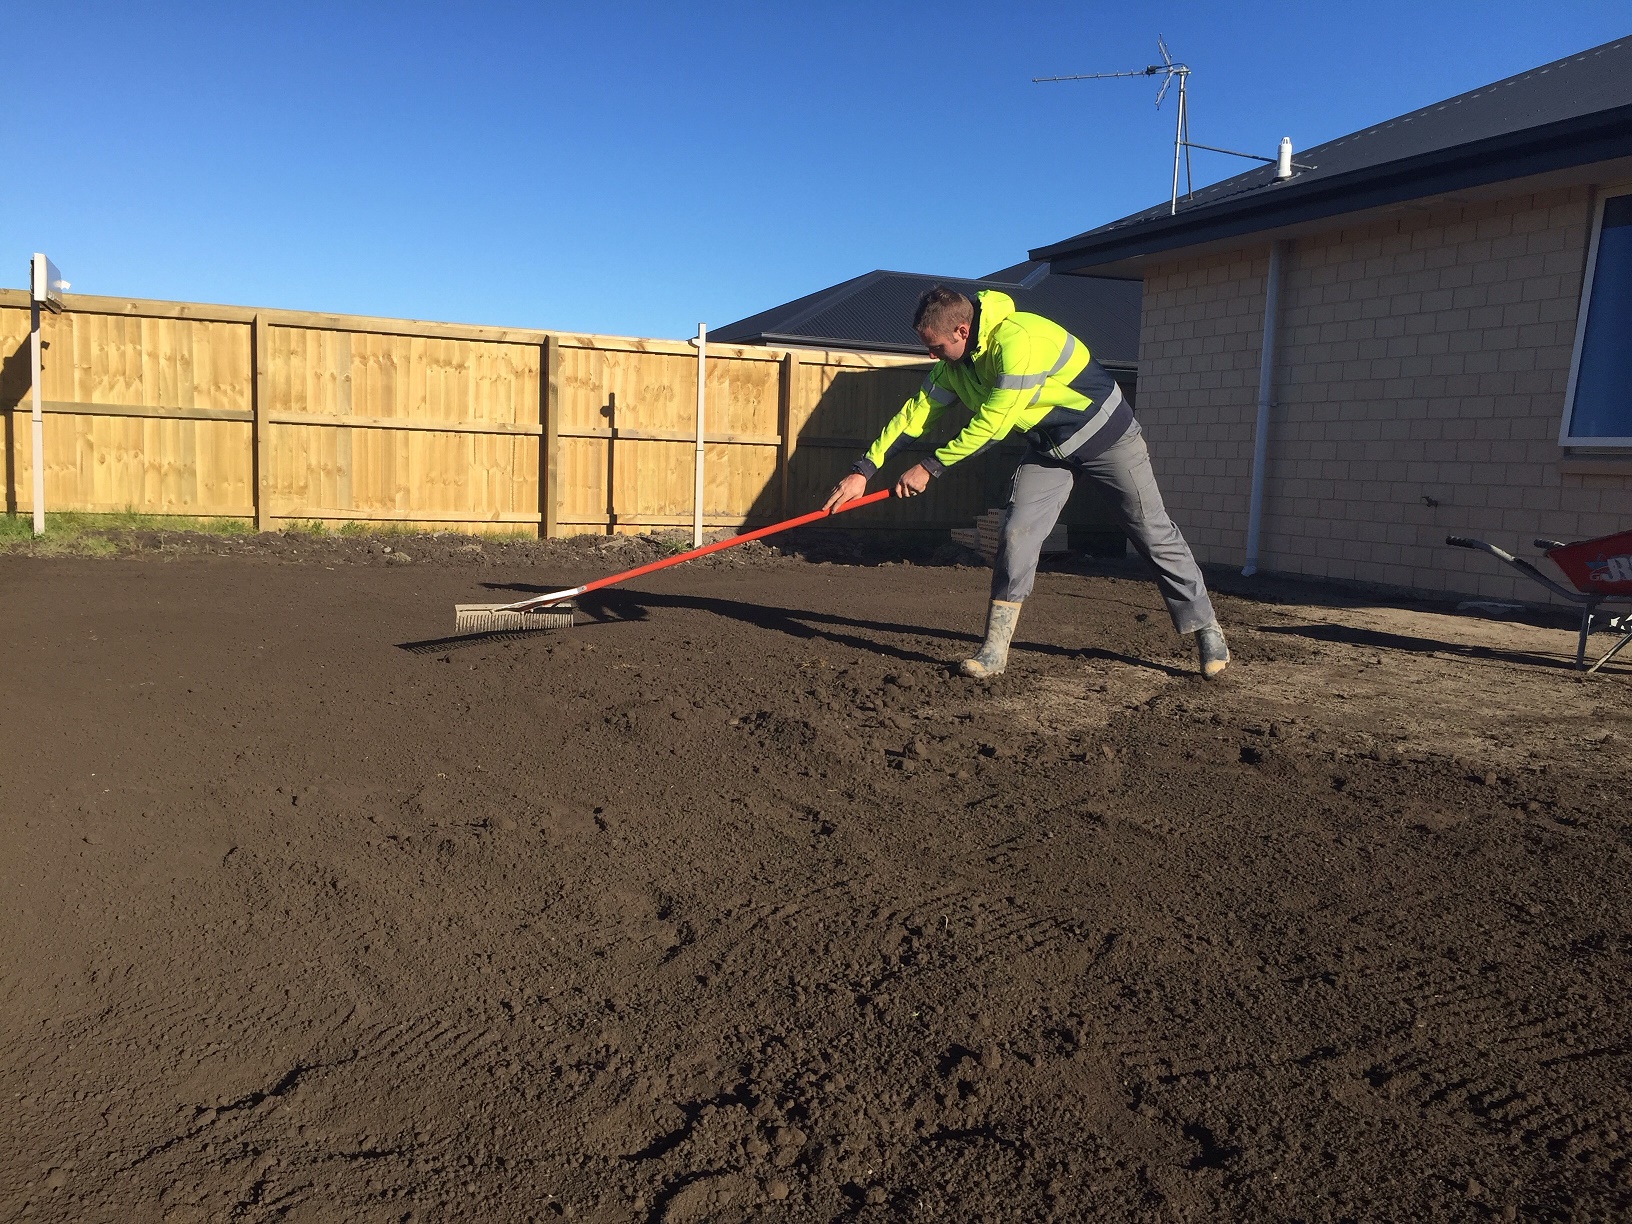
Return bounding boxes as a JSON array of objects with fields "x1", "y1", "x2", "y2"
[{"x1": 1560, "y1": 184, "x2": 1632, "y2": 449}]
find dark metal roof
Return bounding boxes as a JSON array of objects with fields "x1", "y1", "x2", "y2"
[
  {"x1": 1033, "y1": 35, "x2": 1632, "y2": 273},
  {"x1": 712, "y1": 265, "x2": 1142, "y2": 367}
]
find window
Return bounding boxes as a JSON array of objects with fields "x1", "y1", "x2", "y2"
[{"x1": 1561, "y1": 187, "x2": 1632, "y2": 446}]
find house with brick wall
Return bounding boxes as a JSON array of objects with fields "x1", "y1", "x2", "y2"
[{"x1": 1032, "y1": 36, "x2": 1632, "y2": 604}]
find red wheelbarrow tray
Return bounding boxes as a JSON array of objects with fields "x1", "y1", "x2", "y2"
[{"x1": 1548, "y1": 529, "x2": 1632, "y2": 595}]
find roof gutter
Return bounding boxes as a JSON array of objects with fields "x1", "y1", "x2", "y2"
[
  {"x1": 753, "y1": 331, "x2": 930, "y2": 356},
  {"x1": 1035, "y1": 103, "x2": 1632, "y2": 273}
]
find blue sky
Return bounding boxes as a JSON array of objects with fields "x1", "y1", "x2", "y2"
[{"x1": 6, "y1": 2, "x2": 1628, "y2": 339}]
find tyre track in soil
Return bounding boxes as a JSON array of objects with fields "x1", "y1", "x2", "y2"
[{"x1": 0, "y1": 545, "x2": 1629, "y2": 1222}]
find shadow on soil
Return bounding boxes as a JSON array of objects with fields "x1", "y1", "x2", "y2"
[
  {"x1": 458, "y1": 584, "x2": 1182, "y2": 673},
  {"x1": 1258, "y1": 621, "x2": 1581, "y2": 673},
  {"x1": 395, "y1": 628, "x2": 564, "y2": 655},
  {"x1": 396, "y1": 583, "x2": 1193, "y2": 677},
  {"x1": 480, "y1": 583, "x2": 975, "y2": 665}
]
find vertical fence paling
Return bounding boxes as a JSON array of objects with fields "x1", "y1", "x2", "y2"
[
  {"x1": 252, "y1": 315, "x2": 270, "y2": 531},
  {"x1": 1, "y1": 290, "x2": 993, "y2": 536},
  {"x1": 778, "y1": 351, "x2": 797, "y2": 518},
  {"x1": 541, "y1": 334, "x2": 559, "y2": 539}
]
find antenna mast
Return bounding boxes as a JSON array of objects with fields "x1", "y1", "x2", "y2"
[{"x1": 1036, "y1": 37, "x2": 1307, "y2": 216}]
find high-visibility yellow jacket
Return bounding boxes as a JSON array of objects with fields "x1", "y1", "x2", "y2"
[{"x1": 853, "y1": 290, "x2": 1131, "y2": 479}]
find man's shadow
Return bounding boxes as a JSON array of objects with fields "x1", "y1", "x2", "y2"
[{"x1": 395, "y1": 581, "x2": 1182, "y2": 676}]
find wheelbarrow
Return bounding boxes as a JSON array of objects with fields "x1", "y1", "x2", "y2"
[{"x1": 1447, "y1": 529, "x2": 1632, "y2": 672}]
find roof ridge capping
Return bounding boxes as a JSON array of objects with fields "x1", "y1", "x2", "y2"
[
  {"x1": 767, "y1": 269, "x2": 893, "y2": 335},
  {"x1": 774, "y1": 269, "x2": 1036, "y2": 336},
  {"x1": 1033, "y1": 34, "x2": 1632, "y2": 267},
  {"x1": 1322, "y1": 37, "x2": 1624, "y2": 151},
  {"x1": 711, "y1": 267, "x2": 1142, "y2": 362}
]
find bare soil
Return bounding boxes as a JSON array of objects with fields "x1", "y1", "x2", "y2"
[{"x1": 2, "y1": 535, "x2": 1629, "y2": 1223}]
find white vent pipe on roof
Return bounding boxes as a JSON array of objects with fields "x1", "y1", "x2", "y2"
[
  {"x1": 1242, "y1": 239, "x2": 1290, "y2": 576},
  {"x1": 1276, "y1": 137, "x2": 1293, "y2": 180},
  {"x1": 693, "y1": 323, "x2": 707, "y2": 547}
]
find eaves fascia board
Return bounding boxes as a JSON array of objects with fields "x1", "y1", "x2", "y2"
[{"x1": 1033, "y1": 104, "x2": 1632, "y2": 272}]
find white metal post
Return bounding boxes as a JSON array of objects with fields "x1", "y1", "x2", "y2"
[
  {"x1": 693, "y1": 323, "x2": 706, "y2": 548},
  {"x1": 1169, "y1": 77, "x2": 1185, "y2": 215},
  {"x1": 30, "y1": 292, "x2": 44, "y2": 536}
]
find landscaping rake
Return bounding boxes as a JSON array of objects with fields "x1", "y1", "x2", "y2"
[{"x1": 454, "y1": 489, "x2": 892, "y2": 633}]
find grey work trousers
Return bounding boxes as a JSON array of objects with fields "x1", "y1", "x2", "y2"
[{"x1": 991, "y1": 421, "x2": 1217, "y2": 635}]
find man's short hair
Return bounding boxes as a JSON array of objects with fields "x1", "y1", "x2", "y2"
[{"x1": 913, "y1": 287, "x2": 973, "y2": 336}]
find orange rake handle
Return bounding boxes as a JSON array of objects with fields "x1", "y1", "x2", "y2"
[{"x1": 503, "y1": 489, "x2": 893, "y2": 612}]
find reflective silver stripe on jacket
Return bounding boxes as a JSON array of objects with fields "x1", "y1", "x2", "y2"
[
  {"x1": 1049, "y1": 384, "x2": 1125, "y2": 460},
  {"x1": 992, "y1": 334, "x2": 1079, "y2": 390},
  {"x1": 1044, "y1": 334, "x2": 1078, "y2": 378},
  {"x1": 920, "y1": 376, "x2": 956, "y2": 405}
]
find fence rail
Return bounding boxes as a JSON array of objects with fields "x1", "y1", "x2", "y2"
[{"x1": 1, "y1": 289, "x2": 1123, "y2": 541}]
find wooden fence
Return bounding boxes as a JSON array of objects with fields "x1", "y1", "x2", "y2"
[{"x1": 1, "y1": 289, "x2": 1122, "y2": 541}]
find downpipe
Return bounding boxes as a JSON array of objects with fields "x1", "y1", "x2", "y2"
[{"x1": 1243, "y1": 240, "x2": 1289, "y2": 576}]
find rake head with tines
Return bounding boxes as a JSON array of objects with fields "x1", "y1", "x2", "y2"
[{"x1": 454, "y1": 600, "x2": 578, "y2": 634}]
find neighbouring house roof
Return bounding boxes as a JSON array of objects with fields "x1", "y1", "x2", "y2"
[
  {"x1": 1033, "y1": 36, "x2": 1632, "y2": 274},
  {"x1": 711, "y1": 264, "x2": 1142, "y2": 368}
]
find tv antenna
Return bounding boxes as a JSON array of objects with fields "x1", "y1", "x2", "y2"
[{"x1": 1035, "y1": 37, "x2": 1308, "y2": 216}]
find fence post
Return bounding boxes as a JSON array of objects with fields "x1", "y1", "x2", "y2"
[
  {"x1": 541, "y1": 334, "x2": 559, "y2": 539},
  {"x1": 778, "y1": 350, "x2": 797, "y2": 518},
  {"x1": 252, "y1": 315, "x2": 271, "y2": 532},
  {"x1": 604, "y1": 391, "x2": 618, "y2": 534}
]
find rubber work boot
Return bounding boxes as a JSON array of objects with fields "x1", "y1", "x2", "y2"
[
  {"x1": 960, "y1": 600, "x2": 1023, "y2": 679},
  {"x1": 1196, "y1": 623, "x2": 1230, "y2": 679}
]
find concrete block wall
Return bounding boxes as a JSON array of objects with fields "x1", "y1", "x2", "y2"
[{"x1": 1136, "y1": 184, "x2": 1632, "y2": 603}]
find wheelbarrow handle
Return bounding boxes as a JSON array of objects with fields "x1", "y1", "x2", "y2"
[
  {"x1": 1446, "y1": 535, "x2": 1588, "y2": 604},
  {"x1": 1447, "y1": 535, "x2": 1517, "y2": 562}
]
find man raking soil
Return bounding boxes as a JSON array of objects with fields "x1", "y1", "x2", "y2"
[{"x1": 826, "y1": 286, "x2": 1228, "y2": 679}]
